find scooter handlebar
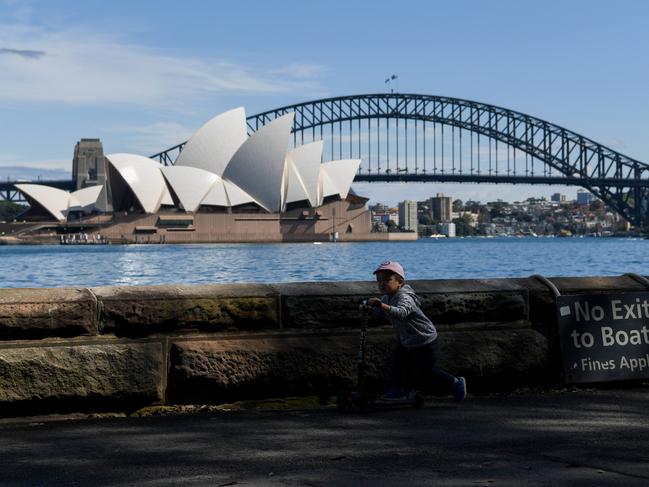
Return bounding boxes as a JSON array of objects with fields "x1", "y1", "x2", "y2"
[{"x1": 350, "y1": 297, "x2": 369, "y2": 308}]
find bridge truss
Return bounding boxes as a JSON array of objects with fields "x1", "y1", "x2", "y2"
[
  {"x1": 152, "y1": 94, "x2": 649, "y2": 227},
  {"x1": 4, "y1": 94, "x2": 648, "y2": 227}
]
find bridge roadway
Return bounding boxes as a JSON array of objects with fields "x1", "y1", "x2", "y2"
[
  {"x1": 355, "y1": 173, "x2": 647, "y2": 187},
  {"x1": 4, "y1": 173, "x2": 643, "y2": 194},
  {"x1": 0, "y1": 387, "x2": 647, "y2": 486}
]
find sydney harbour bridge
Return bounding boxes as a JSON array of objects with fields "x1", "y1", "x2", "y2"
[{"x1": 3, "y1": 93, "x2": 649, "y2": 227}]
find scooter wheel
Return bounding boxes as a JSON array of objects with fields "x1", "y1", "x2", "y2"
[{"x1": 412, "y1": 392, "x2": 425, "y2": 408}]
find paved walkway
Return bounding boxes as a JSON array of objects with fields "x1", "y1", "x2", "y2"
[{"x1": 1, "y1": 388, "x2": 648, "y2": 486}]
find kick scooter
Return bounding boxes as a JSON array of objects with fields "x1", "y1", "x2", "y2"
[{"x1": 337, "y1": 299, "x2": 425, "y2": 411}]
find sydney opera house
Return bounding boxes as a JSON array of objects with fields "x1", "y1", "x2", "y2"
[{"x1": 11, "y1": 108, "x2": 413, "y2": 243}]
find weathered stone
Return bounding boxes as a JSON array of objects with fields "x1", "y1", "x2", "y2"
[
  {"x1": 275, "y1": 281, "x2": 376, "y2": 329},
  {"x1": 276, "y1": 280, "x2": 527, "y2": 328},
  {"x1": 438, "y1": 329, "x2": 551, "y2": 388},
  {"x1": 168, "y1": 333, "x2": 394, "y2": 403},
  {"x1": 0, "y1": 341, "x2": 164, "y2": 409},
  {"x1": 92, "y1": 284, "x2": 279, "y2": 335},
  {"x1": 0, "y1": 288, "x2": 97, "y2": 339},
  {"x1": 0, "y1": 276, "x2": 636, "y2": 416},
  {"x1": 419, "y1": 292, "x2": 526, "y2": 324},
  {"x1": 538, "y1": 275, "x2": 649, "y2": 293},
  {"x1": 402, "y1": 280, "x2": 527, "y2": 324},
  {"x1": 168, "y1": 326, "x2": 551, "y2": 404}
]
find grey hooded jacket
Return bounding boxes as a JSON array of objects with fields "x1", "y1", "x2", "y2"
[{"x1": 381, "y1": 284, "x2": 438, "y2": 348}]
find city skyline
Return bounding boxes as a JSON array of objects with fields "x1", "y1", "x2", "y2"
[
  {"x1": 1, "y1": 0, "x2": 647, "y2": 205},
  {"x1": 373, "y1": 189, "x2": 595, "y2": 210}
]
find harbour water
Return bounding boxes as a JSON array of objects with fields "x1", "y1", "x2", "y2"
[{"x1": 0, "y1": 237, "x2": 646, "y2": 288}]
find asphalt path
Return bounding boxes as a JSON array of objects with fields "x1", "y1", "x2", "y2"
[{"x1": 0, "y1": 388, "x2": 648, "y2": 486}]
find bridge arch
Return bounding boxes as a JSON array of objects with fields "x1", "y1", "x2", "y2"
[{"x1": 152, "y1": 94, "x2": 649, "y2": 227}]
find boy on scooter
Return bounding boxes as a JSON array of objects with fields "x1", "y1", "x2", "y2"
[{"x1": 367, "y1": 261, "x2": 467, "y2": 402}]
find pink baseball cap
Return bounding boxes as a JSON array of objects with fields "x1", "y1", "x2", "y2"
[{"x1": 373, "y1": 261, "x2": 405, "y2": 279}]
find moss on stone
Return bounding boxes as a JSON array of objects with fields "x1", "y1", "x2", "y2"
[
  {"x1": 131, "y1": 405, "x2": 179, "y2": 416},
  {"x1": 213, "y1": 396, "x2": 321, "y2": 411},
  {"x1": 103, "y1": 297, "x2": 278, "y2": 333},
  {"x1": 130, "y1": 396, "x2": 322, "y2": 417}
]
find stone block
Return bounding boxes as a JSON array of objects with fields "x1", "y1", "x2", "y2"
[
  {"x1": 168, "y1": 333, "x2": 394, "y2": 403},
  {"x1": 542, "y1": 275, "x2": 649, "y2": 293},
  {"x1": 275, "y1": 281, "x2": 376, "y2": 329},
  {"x1": 0, "y1": 288, "x2": 97, "y2": 339},
  {"x1": 276, "y1": 280, "x2": 527, "y2": 328},
  {"x1": 0, "y1": 341, "x2": 164, "y2": 411},
  {"x1": 93, "y1": 284, "x2": 279, "y2": 335},
  {"x1": 438, "y1": 329, "x2": 552, "y2": 387},
  {"x1": 420, "y1": 292, "x2": 527, "y2": 324},
  {"x1": 406, "y1": 279, "x2": 527, "y2": 323},
  {"x1": 168, "y1": 326, "x2": 551, "y2": 404}
]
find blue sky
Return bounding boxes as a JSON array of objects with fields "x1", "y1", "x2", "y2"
[{"x1": 1, "y1": 0, "x2": 648, "y2": 205}]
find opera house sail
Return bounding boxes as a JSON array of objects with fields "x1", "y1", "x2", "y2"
[{"x1": 10, "y1": 107, "x2": 416, "y2": 243}]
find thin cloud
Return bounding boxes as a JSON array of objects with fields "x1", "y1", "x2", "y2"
[
  {"x1": 0, "y1": 47, "x2": 45, "y2": 58},
  {"x1": 271, "y1": 63, "x2": 329, "y2": 79},
  {"x1": 0, "y1": 153, "x2": 68, "y2": 171},
  {"x1": 0, "y1": 25, "x2": 328, "y2": 108},
  {"x1": 103, "y1": 122, "x2": 195, "y2": 155}
]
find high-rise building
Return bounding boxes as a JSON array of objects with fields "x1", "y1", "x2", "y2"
[
  {"x1": 430, "y1": 193, "x2": 453, "y2": 222},
  {"x1": 551, "y1": 193, "x2": 566, "y2": 203},
  {"x1": 577, "y1": 190, "x2": 595, "y2": 205},
  {"x1": 398, "y1": 200, "x2": 418, "y2": 231},
  {"x1": 439, "y1": 222, "x2": 456, "y2": 238}
]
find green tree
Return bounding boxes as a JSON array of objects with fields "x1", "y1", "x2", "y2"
[
  {"x1": 0, "y1": 201, "x2": 27, "y2": 221},
  {"x1": 488, "y1": 200, "x2": 508, "y2": 219},
  {"x1": 418, "y1": 212, "x2": 433, "y2": 226},
  {"x1": 464, "y1": 200, "x2": 482, "y2": 213},
  {"x1": 452, "y1": 215, "x2": 476, "y2": 237}
]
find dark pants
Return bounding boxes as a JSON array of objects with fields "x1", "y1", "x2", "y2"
[{"x1": 389, "y1": 340, "x2": 457, "y2": 394}]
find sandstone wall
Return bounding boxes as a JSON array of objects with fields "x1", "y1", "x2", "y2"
[{"x1": 0, "y1": 275, "x2": 647, "y2": 415}]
